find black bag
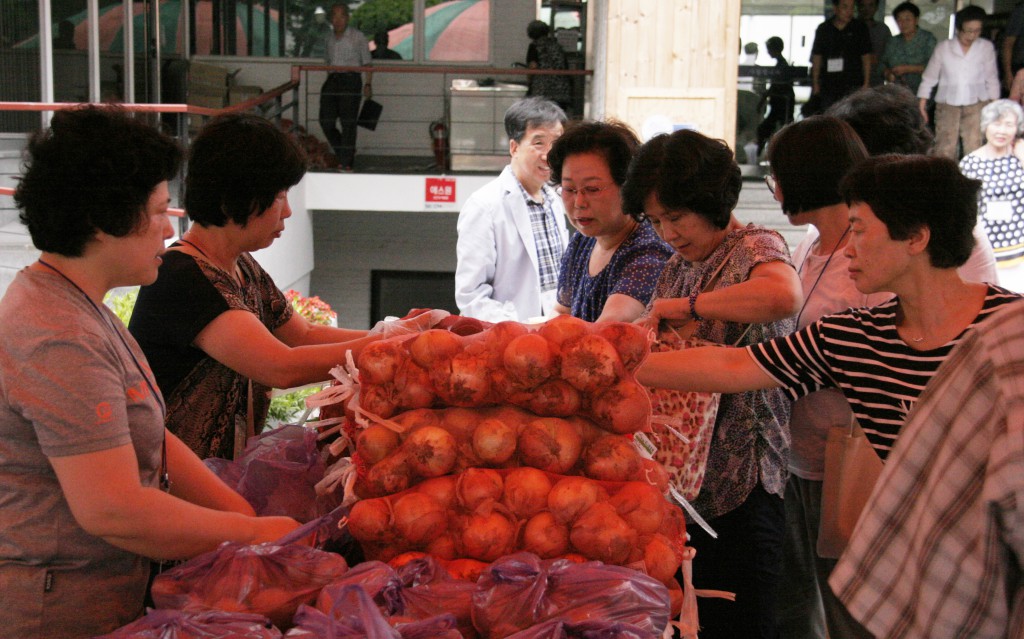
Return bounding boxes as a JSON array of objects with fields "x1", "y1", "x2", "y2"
[{"x1": 358, "y1": 99, "x2": 384, "y2": 131}]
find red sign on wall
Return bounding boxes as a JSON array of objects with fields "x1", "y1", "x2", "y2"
[{"x1": 425, "y1": 177, "x2": 456, "y2": 205}]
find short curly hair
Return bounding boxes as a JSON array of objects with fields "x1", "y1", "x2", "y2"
[
  {"x1": 547, "y1": 119, "x2": 641, "y2": 187},
  {"x1": 826, "y1": 84, "x2": 933, "y2": 156},
  {"x1": 840, "y1": 154, "x2": 980, "y2": 269},
  {"x1": 15, "y1": 106, "x2": 181, "y2": 257},
  {"x1": 621, "y1": 129, "x2": 741, "y2": 228},
  {"x1": 185, "y1": 114, "x2": 306, "y2": 227}
]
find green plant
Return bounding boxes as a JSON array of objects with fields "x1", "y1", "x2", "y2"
[{"x1": 104, "y1": 288, "x2": 139, "y2": 326}]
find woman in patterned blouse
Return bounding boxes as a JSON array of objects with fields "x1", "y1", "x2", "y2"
[{"x1": 548, "y1": 120, "x2": 672, "y2": 323}]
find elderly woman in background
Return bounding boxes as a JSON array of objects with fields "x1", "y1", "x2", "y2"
[
  {"x1": 766, "y1": 116, "x2": 893, "y2": 639},
  {"x1": 959, "y1": 99, "x2": 1024, "y2": 292},
  {"x1": 548, "y1": 120, "x2": 672, "y2": 322},
  {"x1": 917, "y1": 5, "x2": 999, "y2": 160},
  {"x1": 129, "y1": 114, "x2": 382, "y2": 460},
  {"x1": 879, "y1": 1, "x2": 936, "y2": 93},
  {"x1": 624, "y1": 129, "x2": 802, "y2": 639}
]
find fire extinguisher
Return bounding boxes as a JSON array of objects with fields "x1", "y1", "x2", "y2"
[{"x1": 430, "y1": 119, "x2": 450, "y2": 171}]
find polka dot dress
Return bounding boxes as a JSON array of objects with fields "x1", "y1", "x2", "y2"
[{"x1": 960, "y1": 154, "x2": 1024, "y2": 264}]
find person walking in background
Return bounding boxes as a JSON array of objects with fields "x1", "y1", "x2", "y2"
[
  {"x1": 1001, "y1": 2, "x2": 1024, "y2": 92},
  {"x1": 370, "y1": 30, "x2": 401, "y2": 60},
  {"x1": 319, "y1": 2, "x2": 372, "y2": 172},
  {"x1": 879, "y1": 2, "x2": 936, "y2": 94},
  {"x1": 809, "y1": 0, "x2": 872, "y2": 114},
  {"x1": 857, "y1": 0, "x2": 891, "y2": 86},
  {"x1": 756, "y1": 36, "x2": 796, "y2": 156},
  {"x1": 547, "y1": 120, "x2": 672, "y2": 323},
  {"x1": 917, "y1": 5, "x2": 999, "y2": 160},
  {"x1": 455, "y1": 97, "x2": 569, "y2": 323},
  {"x1": 959, "y1": 100, "x2": 1024, "y2": 292},
  {"x1": 525, "y1": 20, "x2": 571, "y2": 113}
]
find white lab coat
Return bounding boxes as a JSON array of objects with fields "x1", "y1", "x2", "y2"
[{"x1": 455, "y1": 165, "x2": 569, "y2": 322}]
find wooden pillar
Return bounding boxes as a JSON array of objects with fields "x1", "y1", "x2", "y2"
[{"x1": 599, "y1": 0, "x2": 741, "y2": 147}]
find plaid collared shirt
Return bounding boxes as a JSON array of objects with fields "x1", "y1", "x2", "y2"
[
  {"x1": 516, "y1": 180, "x2": 563, "y2": 292},
  {"x1": 829, "y1": 300, "x2": 1024, "y2": 638}
]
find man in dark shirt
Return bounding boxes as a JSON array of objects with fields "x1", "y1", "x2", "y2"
[{"x1": 810, "y1": 0, "x2": 872, "y2": 113}]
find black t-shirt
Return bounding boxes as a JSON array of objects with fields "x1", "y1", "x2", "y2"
[{"x1": 812, "y1": 18, "x2": 872, "y2": 97}]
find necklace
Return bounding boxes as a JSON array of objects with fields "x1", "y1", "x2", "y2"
[
  {"x1": 36, "y1": 259, "x2": 170, "y2": 491},
  {"x1": 795, "y1": 225, "x2": 850, "y2": 327},
  {"x1": 178, "y1": 235, "x2": 243, "y2": 286}
]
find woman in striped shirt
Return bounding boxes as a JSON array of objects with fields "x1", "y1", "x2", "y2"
[{"x1": 637, "y1": 153, "x2": 1021, "y2": 461}]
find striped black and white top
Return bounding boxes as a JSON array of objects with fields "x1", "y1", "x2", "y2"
[{"x1": 748, "y1": 285, "x2": 1021, "y2": 460}]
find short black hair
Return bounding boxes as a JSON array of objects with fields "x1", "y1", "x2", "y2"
[
  {"x1": 955, "y1": 5, "x2": 986, "y2": 31},
  {"x1": 892, "y1": 1, "x2": 920, "y2": 19},
  {"x1": 527, "y1": 20, "x2": 550, "y2": 40},
  {"x1": 840, "y1": 155, "x2": 980, "y2": 269},
  {"x1": 765, "y1": 36, "x2": 784, "y2": 55},
  {"x1": 768, "y1": 116, "x2": 869, "y2": 216},
  {"x1": 547, "y1": 119, "x2": 641, "y2": 187},
  {"x1": 826, "y1": 84, "x2": 933, "y2": 155},
  {"x1": 185, "y1": 114, "x2": 306, "y2": 227},
  {"x1": 15, "y1": 106, "x2": 181, "y2": 256},
  {"x1": 621, "y1": 129, "x2": 741, "y2": 229},
  {"x1": 504, "y1": 96, "x2": 567, "y2": 143}
]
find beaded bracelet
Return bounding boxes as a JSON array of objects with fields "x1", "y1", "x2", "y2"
[{"x1": 688, "y1": 288, "x2": 702, "y2": 321}]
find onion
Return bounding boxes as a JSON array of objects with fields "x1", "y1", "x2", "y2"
[
  {"x1": 388, "y1": 551, "x2": 428, "y2": 571},
  {"x1": 479, "y1": 321, "x2": 530, "y2": 363},
  {"x1": 472, "y1": 418, "x2": 517, "y2": 465},
  {"x1": 640, "y1": 458, "x2": 670, "y2": 494},
  {"x1": 561, "y1": 334, "x2": 623, "y2": 392},
  {"x1": 416, "y1": 475, "x2": 457, "y2": 510},
  {"x1": 444, "y1": 408, "x2": 484, "y2": 472},
  {"x1": 569, "y1": 502, "x2": 638, "y2": 565},
  {"x1": 568, "y1": 416, "x2": 606, "y2": 447},
  {"x1": 364, "y1": 450, "x2": 413, "y2": 497},
  {"x1": 589, "y1": 381, "x2": 652, "y2": 434},
  {"x1": 456, "y1": 468, "x2": 504, "y2": 511},
  {"x1": 392, "y1": 408, "x2": 441, "y2": 432},
  {"x1": 522, "y1": 379, "x2": 582, "y2": 418},
  {"x1": 355, "y1": 424, "x2": 401, "y2": 465},
  {"x1": 442, "y1": 558, "x2": 488, "y2": 581},
  {"x1": 408, "y1": 329, "x2": 463, "y2": 368},
  {"x1": 538, "y1": 314, "x2": 591, "y2": 349},
  {"x1": 393, "y1": 492, "x2": 447, "y2": 546},
  {"x1": 359, "y1": 385, "x2": 397, "y2": 419},
  {"x1": 583, "y1": 434, "x2": 643, "y2": 482},
  {"x1": 403, "y1": 425, "x2": 457, "y2": 478},
  {"x1": 642, "y1": 533, "x2": 681, "y2": 584},
  {"x1": 502, "y1": 467, "x2": 552, "y2": 519},
  {"x1": 522, "y1": 511, "x2": 570, "y2": 558},
  {"x1": 608, "y1": 481, "x2": 666, "y2": 534},
  {"x1": 358, "y1": 340, "x2": 405, "y2": 385},
  {"x1": 547, "y1": 476, "x2": 608, "y2": 524},
  {"x1": 459, "y1": 510, "x2": 515, "y2": 562},
  {"x1": 518, "y1": 418, "x2": 583, "y2": 474},
  {"x1": 663, "y1": 503, "x2": 686, "y2": 541},
  {"x1": 503, "y1": 333, "x2": 558, "y2": 389},
  {"x1": 426, "y1": 534, "x2": 458, "y2": 561},
  {"x1": 436, "y1": 352, "x2": 491, "y2": 407},
  {"x1": 597, "y1": 322, "x2": 651, "y2": 370},
  {"x1": 393, "y1": 359, "x2": 436, "y2": 410},
  {"x1": 347, "y1": 498, "x2": 393, "y2": 544}
]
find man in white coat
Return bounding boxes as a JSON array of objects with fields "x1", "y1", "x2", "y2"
[{"x1": 455, "y1": 97, "x2": 569, "y2": 322}]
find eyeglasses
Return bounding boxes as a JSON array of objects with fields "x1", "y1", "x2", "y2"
[
  {"x1": 764, "y1": 175, "x2": 777, "y2": 194},
  {"x1": 557, "y1": 184, "x2": 613, "y2": 199}
]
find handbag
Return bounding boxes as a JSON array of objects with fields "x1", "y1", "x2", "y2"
[
  {"x1": 357, "y1": 98, "x2": 384, "y2": 130},
  {"x1": 816, "y1": 415, "x2": 884, "y2": 559},
  {"x1": 644, "y1": 243, "x2": 749, "y2": 502}
]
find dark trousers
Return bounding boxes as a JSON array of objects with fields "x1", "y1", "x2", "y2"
[
  {"x1": 686, "y1": 484, "x2": 785, "y2": 639},
  {"x1": 319, "y1": 72, "x2": 361, "y2": 168}
]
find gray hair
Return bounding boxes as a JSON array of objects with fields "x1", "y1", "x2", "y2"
[
  {"x1": 504, "y1": 97, "x2": 567, "y2": 143},
  {"x1": 980, "y1": 99, "x2": 1024, "y2": 138}
]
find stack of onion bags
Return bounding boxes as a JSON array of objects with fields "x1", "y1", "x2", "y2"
[{"x1": 345, "y1": 315, "x2": 686, "y2": 601}]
